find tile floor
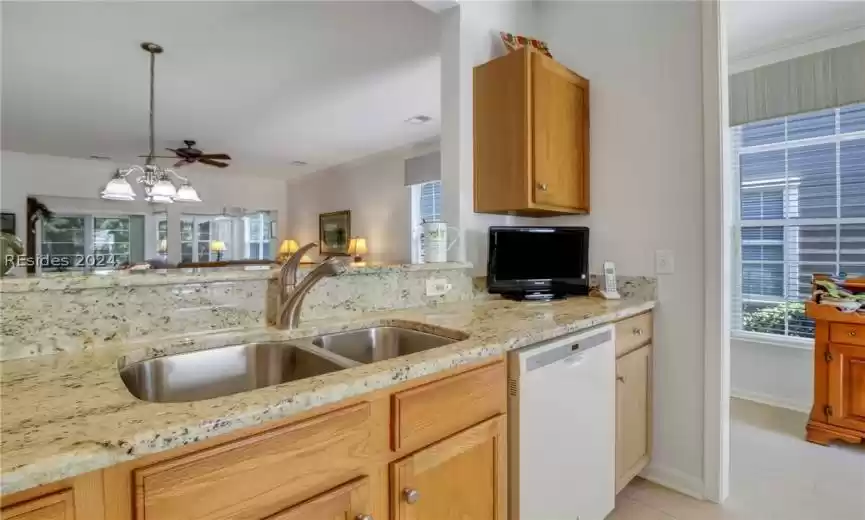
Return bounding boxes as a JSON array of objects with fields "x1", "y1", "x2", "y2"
[{"x1": 608, "y1": 398, "x2": 865, "y2": 520}]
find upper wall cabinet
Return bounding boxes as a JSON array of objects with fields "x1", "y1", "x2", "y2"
[{"x1": 474, "y1": 46, "x2": 590, "y2": 216}]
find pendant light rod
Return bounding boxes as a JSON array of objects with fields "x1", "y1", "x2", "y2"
[{"x1": 141, "y1": 42, "x2": 163, "y2": 165}]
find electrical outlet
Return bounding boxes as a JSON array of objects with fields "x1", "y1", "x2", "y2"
[
  {"x1": 426, "y1": 278, "x2": 452, "y2": 296},
  {"x1": 655, "y1": 250, "x2": 675, "y2": 274}
]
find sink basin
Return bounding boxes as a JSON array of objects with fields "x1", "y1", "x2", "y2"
[
  {"x1": 311, "y1": 326, "x2": 462, "y2": 364},
  {"x1": 119, "y1": 343, "x2": 347, "y2": 403}
]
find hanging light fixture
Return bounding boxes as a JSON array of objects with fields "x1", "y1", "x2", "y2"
[{"x1": 100, "y1": 42, "x2": 202, "y2": 203}]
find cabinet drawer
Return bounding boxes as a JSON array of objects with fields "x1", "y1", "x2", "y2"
[
  {"x1": 134, "y1": 403, "x2": 373, "y2": 520},
  {"x1": 1, "y1": 490, "x2": 75, "y2": 520},
  {"x1": 616, "y1": 312, "x2": 653, "y2": 357},
  {"x1": 829, "y1": 323, "x2": 865, "y2": 347},
  {"x1": 392, "y1": 362, "x2": 506, "y2": 452}
]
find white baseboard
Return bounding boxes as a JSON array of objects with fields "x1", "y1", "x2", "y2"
[
  {"x1": 731, "y1": 389, "x2": 811, "y2": 414},
  {"x1": 640, "y1": 465, "x2": 705, "y2": 500}
]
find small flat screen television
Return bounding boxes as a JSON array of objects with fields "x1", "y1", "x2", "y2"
[{"x1": 487, "y1": 226, "x2": 589, "y2": 300}]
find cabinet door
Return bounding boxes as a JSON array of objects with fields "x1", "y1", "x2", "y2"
[
  {"x1": 264, "y1": 477, "x2": 371, "y2": 520},
  {"x1": 615, "y1": 345, "x2": 652, "y2": 494},
  {"x1": 2, "y1": 490, "x2": 75, "y2": 520},
  {"x1": 531, "y1": 52, "x2": 589, "y2": 212},
  {"x1": 391, "y1": 415, "x2": 506, "y2": 520},
  {"x1": 827, "y1": 343, "x2": 865, "y2": 431}
]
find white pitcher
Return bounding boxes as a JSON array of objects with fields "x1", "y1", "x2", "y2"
[{"x1": 417, "y1": 221, "x2": 459, "y2": 263}]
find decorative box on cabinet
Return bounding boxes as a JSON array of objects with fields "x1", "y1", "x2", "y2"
[{"x1": 474, "y1": 46, "x2": 590, "y2": 216}]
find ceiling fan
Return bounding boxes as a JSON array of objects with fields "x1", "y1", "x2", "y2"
[{"x1": 142, "y1": 140, "x2": 232, "y2": 168}]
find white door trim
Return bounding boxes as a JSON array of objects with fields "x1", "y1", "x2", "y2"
[{"x1": 701, "y1": 0, "x2": 731, "y2": 504}]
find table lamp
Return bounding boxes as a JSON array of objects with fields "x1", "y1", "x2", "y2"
[
  {"x1": 278, "y1": 239, "x2": 300, "y2": 263},
  {"x1": 210, "y1": 240, "x2": 226, "y2": 262},
  {"x1": 347, "y1": 237, "x2": 368, "y2": 263}
]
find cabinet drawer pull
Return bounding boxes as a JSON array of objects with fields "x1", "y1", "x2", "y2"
[
  {"x1": 616, "y1": 375, "x2": 625, "y2": 383},
  {"x1": 633, "y1": 327, "x2": 644, "y2": 336},
  {"x1": 356, "y1": 515, "x2": 373, "y2": 520},
  {"x1": 537, "y1": 183, "x2": 549, "y2": 191},
  {"x1": 849, "y1": 331, "x2": 857, "y2": 337},
  {"x1": 403, "y1": 488, "x2": 420, "y2": 504}
]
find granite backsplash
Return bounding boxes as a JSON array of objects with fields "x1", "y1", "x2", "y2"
[{"x1": 0, "y1": 263, "x2": 474, "y2": 361}]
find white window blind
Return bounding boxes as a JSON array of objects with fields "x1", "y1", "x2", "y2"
[
  {"x1": 419, "y1": 180, "x2": 442, "y2": 223},
  {"x1": 732, "y1": 102, "x2": 865, "y2": 339}
]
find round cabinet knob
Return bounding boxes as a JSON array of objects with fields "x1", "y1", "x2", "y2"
[
  {"x1": 403, "y1": 488, "x2": 420, "y2": 504},
  {"x1": 537, "y1": 183, "x2": 549, "y2": 191},
  {"x1": 355, "y1": 515, "x2": 373, "y2": 520},
  {"x1": 617, "y1": 375, "x2": 625, "y2": 383},
  {"x1": 633, "y1": 327, "x2": 643, "y2": 336},
  {"x1": 849, "y1": 331, "x2": 857, "y2": 337}
]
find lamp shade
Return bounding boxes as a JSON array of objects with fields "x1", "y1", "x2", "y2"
[
  {"x1": 174, "y1": 183, "x2": 202, "y2": 203},
  {"x1": 210, "y1": 240, "x2": 227, "y2": 252},
  {"x1": 279, "y1": 239, "x2": 300, "y2": 255},
  {"x1": 149, "y1": 178, "x2": 178, "y2": 198},
  {"x1": 348, "y1": 237, "x2": 368, "y2": 257},
  {"x1": 101, "y1": 175, "x2": 136, "y2": 201}
]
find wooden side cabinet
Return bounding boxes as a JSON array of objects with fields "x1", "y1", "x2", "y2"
[
  {"x1": 806, "y1": 296, "x2": 865, "y2": 446},
  {"x1": 613, "y1": 313, "x2": 654, "y2": 494},
  {"x1": 391, "y1": 415, "x2": 507, "y2": 520},
  {"x1": 474, "y1": 46, "x2": 590, "y2": 216}
]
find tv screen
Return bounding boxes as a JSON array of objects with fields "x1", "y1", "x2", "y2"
[{"x1": 488, "y1": 227, "x2": 589, "y2": 296}]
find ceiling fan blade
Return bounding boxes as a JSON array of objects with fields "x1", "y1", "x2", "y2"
[
  {"x1": 198, "y1": 153, "x2": 231, "y2": 160},
  {"x1": 199, "y1": 158, "x2": 229, "y2": 168},
  {"x1": 168, "y1": 147, "x2": 194, "y2": 158},
  {"x1": 138, "y1": 155, "x2": 177, "y2": 159}
]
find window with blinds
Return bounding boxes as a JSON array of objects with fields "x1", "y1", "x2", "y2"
[
  {"x1": 419, "y1": 180, "x2": 442, "y2": 222},
  {"x1": 732, "y1": 102, "x2": 865, "y2": 339}
]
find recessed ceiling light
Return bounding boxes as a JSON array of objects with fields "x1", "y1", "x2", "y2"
[
  {"x1": 290, "y1": 160, "x2": 308, "y2": 166},
  {"x1": 405, "y1": 115, "x2": 433, "y2": 125}
]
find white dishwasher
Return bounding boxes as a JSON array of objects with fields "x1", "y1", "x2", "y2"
[{"x1": 508, "y1": 325, "x2": 616, "y2": 520}]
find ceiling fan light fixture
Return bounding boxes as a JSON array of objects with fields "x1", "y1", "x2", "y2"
[
  {"x1": 174, "y1": 183, "x2": 202, "y2": 203},
  {"x1": 100, "y1": 172, "x2": 136, "y2": 201},
  {"x1": 97, "y1": 42, "x2": 203, "y2": 204}
]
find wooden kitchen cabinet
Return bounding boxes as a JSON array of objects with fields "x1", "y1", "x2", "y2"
[
  {"x1": 391, "y1": 415, "x2": 507, "y2": 520},
  {"x1": 263, "y1": 477, "x2": 372, "y2": 520},
  {"x1": 613, "y1": 312, "x2": 654, "y2": 494},
  {"x1": 1, "y1": 359, "x2": 507, "y2": 520},
  {"x1": 474, "y1": 46, "x2": 590, "y2": 216},
  {"x1": 1, "y1": 490, "x2": 75, "y2": 520}
]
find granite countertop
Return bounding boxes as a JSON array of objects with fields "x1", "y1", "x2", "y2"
[{"x1": 0, "y1": 294, "x2": 654, "y2": 494}]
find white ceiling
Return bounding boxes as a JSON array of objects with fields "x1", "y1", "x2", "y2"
[
  {"x1": 726, "y1": 0, "x2": 865, "y2": 59},
  {"x1": 1, "y1": 1, "x2": 441, "y2": 178}
]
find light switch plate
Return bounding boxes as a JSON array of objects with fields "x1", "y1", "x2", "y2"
[
  {"x1": 426, "y1": 278, "x2": 452, "y2": 296},
  {"x1": 655, "y1": 250, "x2": 675, "y2": 274}
]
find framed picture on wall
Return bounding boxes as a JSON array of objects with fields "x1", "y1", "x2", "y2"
[
  {"x1": 319, "y1": 210, "x2": 351, "y2": 256},
  {"x1": 1, "y1": 213, "x2": 15, "y2": 235}
]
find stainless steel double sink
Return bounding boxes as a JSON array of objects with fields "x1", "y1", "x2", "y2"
[{"x1": 119, "y1": 326, "x2": 466, "y2": 403}]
